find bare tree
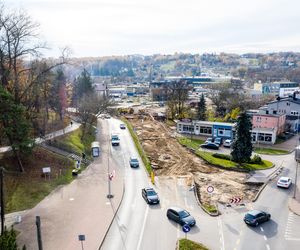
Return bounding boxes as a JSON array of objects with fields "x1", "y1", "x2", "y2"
[
  {"x1": 78, "y1": 93, "x2": 112, "y2": 137},
  {"x1": 166, "y1": 80, "x2": 189, "y2": 119}
]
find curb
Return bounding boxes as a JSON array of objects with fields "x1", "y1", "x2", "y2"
[
  {"x1": 193, "y1": 181, "x2": 219, "y2": 217},
  {"x1": 98, "y1": 180, "x2": 125, "y2": 250},
  {"x1": 288, "y1": 198, "x2": 300, "y2": 216},
  {"x1": 252, "y1": 164, "x2": 284, "y2": 202}
]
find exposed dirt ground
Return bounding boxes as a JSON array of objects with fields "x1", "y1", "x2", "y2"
[{"x1": 128, "y1": 114, "x2": 261, "y2": 205}]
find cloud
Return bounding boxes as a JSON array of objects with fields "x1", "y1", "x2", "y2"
[{"x1": 5, "y1": 0, "x2": 300, "y2": 57}]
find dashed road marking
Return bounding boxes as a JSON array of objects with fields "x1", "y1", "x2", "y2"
[
  {"x1": 69, "y1": 198, "x2": 74, "y2": 201},
  {"x1": 260, "y1": 227, "x2": 264, "y2": 232},
  {"x1": 266, "y1": 244, "x2": 270, "y2": 250},
  {"x1": 263, "y1": 235, "x2": 267, "y2": 241}
]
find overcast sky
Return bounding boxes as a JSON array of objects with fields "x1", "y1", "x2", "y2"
[{"x1": 5, "y1": 0, "x2": 300, "y2": 57}]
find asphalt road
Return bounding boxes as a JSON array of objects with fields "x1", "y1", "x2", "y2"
[{"x1": 101, "y1": 118, "x2": 300, "y2": 250}]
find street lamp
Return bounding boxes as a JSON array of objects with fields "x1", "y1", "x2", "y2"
[{"x1": 107, "y1": 134, "x2": 114, "y2": 199}]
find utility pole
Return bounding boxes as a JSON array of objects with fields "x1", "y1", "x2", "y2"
[{"x1": 0, "y1": 167, "x2": 4, "y2": 236}]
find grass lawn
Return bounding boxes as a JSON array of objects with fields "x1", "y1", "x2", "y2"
[
  {"x1": 1, "y1": 148, "x2": 74, "y2": 213},
  {"x1": 179, "y1": 239, "x2": 209, "y2": 250},
  {"x1": 195, "y1": 151, "x2": 273, "y2": 171},
  {"x1": 254, "y1": 147, "x2": 290, "y2": 155},
  {"x1": 177, "y1": 137, "x2": 205, "y2": 150},
  {"x1": 202, "y1": 203, "x2": 218, "y2": 214},
  {"x1": 121, "y1": 118, "x2": 152, "y2": 175},
  {"x1": 48, "y1": 126, "x2": 95, "y2": 157}
]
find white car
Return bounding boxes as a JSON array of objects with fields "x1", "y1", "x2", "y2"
[
  {"x1": 223, "y1": 139, "x2": 233, "y2": 148},
  {"x1": 277, "y1": 177, "x2": 292, "y2": 188}
]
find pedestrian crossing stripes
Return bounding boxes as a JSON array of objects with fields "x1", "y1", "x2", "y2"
[{"x1": 284, "y1": 212, "x2": 300, "y2": 241}]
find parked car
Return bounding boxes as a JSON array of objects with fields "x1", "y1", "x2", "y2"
[
  {"x1": 223, "y1": 139, "x2": 233, "y2": 148},
  {"x1": 142, "y1": 188, "x2": 160, "y2": 204},
  {"x1": 129, "y1": 156, "x2": 139, "y2": 168},
  {"x1": 277, "y1": 177, "x2": 292, "y2": 188},
  {"x1": 244, "y1": 210, "x2": 271, "y2": 227},
  {"x1": 205, "y1": 137, "x2": 213, "y2": 143},
  {"x1": 214, "y1": 137, "x2": 223, "y2": 146},
  {"x1": 200, "y1": 143, "x2": 219, "y2": 150},
  {"x1": 120, "y1": 124, "x2": 126, "y2": 129},
  {"x1": 166, "y1": 207, "x2": 196, "y2": 227}
]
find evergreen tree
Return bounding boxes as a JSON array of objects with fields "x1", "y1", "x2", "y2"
[
  {"x1": 197, "y1": 93, "x2": 207, "y2": 120},
  {"x1": 49, "y1": 69, "x2": 67, "y2": 120},
  {"x1": 231, "y1": 112, "x2": 253, "y2": 163},
  {"x1": 74, "y1": 69, "x2": 94, "y2": 103},
  {"x1": 0, "y1": 86, "x2": 34, "y2": 172}
]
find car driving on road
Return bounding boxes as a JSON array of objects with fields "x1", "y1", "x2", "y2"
[
  {"x1": 142, "y1": 188, "x2": 160, "y2": 204},
  {"x1": 120, "y1": 124, "x2": 126, "y2": 129},
  {"x1": 166, "y1": 207, "x2": 196, "y2": 227},
  {"x1": 244, "y1": 210, "x2": 271, "y2": 227},
  {"x1": 129, "y1": 156, "x2": 139, "y2": 168},
  {"x1": 277, "y1": 176, "x2": 292, "y2": 188}
]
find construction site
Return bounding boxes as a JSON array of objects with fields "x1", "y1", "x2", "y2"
[{"x1": 125, "y1": 110, "x2": 262, "y2": 208}]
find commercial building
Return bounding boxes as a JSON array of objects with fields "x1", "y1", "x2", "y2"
[{"x1": 254, "y1": 81, "x2": 299, "y2": 97}]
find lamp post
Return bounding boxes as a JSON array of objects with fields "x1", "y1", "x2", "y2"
[{"x1": 107, "y1": 134, "x2": 113, "y2": 199}]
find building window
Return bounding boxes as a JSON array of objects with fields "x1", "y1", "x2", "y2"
[
  {"x1": 195, "y1": 126, "x2": 199, "y2": 130},
  {"x1": 200, "y1": 126, "x2": 212, "y2": 134},
  {"x1": 273, "y1": 110, "x2": 277, "y2": 114}
]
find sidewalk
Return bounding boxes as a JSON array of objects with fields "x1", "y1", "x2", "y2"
[
  {"x1": 0, "y1": 120, "x2": 81, "y2": 154},
  {"x1": 13, "y1": 119, "x2": 124, "y2": 249},
  {"x1": 289, "y1": 167, "x2": 300, "y2": 216}
]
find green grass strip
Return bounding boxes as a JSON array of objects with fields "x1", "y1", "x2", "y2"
[
  {"x1": 121, "y1": 118, "x2": 152, "y2": 175},
  {"x1": 254, "y1": 147, "x2": 289, "y2": 155},
  {"x1": 179, "y1": 239, "x2": 210, "y2": 250},
  {"x1": 177, "y1": 137, "x2": 205, "y2": 150}
]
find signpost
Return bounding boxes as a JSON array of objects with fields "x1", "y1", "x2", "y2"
[
  {"x1": 78, "y1": 234, "x2": 85, "y2": 250},
  {"x1": 207, "y1": 186, "x2": 214, "y2": 194},
  {"x1": 182, "y1": 224, "x2": 191, "y2": 239},
  {"x1": 42, "y1": 167, "x2": 51, "y2": 180}
]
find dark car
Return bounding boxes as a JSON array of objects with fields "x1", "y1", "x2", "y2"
[
  {"x1": 200, "y1": 143, "x2": 219, "y2": 150},
  {"x1": 142, "y1": 188, "x2": 160, "y2": 204},
  {"x1": 166, "y1": 207, "x2": 196, "y2": 227},
  {"x1": 129, "y1": 157, "x2": 139, "y2": 168},
  {"x1": 120, "y1": 124, "x2": 126, "y2": 129},
  {"x1": 214, "y1": 137, "x2": 223, "y2": 146},
  {"x1": 244, "y1": 210, "x2": 271, "y2": 227}
]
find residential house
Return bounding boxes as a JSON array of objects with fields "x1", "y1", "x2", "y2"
[{"x1": 260, "y1": 92, "x2": 300, "y2": 132}]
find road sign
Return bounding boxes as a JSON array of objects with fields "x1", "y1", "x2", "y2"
[
  {"x1": 229, "y1": 197, "x2": 242, "y2": 203},
  {"x1": 182, "y1": 224, "x2": 191, "y2": 233},
  {"x1": 78, "y1": 235, "x2": 85, "y2": 241},
  {"x1": 108, "y1": 170, "x2": 115, "y2": 181},
  {"x1": 207, "y1": 186, "x2": 214, "y2": 193}
]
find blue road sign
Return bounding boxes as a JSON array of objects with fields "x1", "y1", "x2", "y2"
[
  {"x1": 78, "y1": 235, "x2": 85, "y2": 241},
  {"x1": 182, "y1": 224, "x2": 191, "y2": 233}
]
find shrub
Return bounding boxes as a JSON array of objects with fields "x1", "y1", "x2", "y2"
[
  {"x1": 250, "y1": 154, "x2": 262, "y2": 164},
  {"x1": 212, "y1": 153, "x2": 232, "y2": 161}
]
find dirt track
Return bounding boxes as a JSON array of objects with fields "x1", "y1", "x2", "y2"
[{"x1": 128, "y1": 114, "x2": 261, "y2": 205}]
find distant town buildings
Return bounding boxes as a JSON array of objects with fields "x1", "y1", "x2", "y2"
[{"x1": 253, "y1": 81, "x2": 299, "y2": 97}]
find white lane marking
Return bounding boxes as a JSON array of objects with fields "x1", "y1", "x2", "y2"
[
  {"x1": 69, "y1": 198, "x2": 74, "y2": 201},
  {"x1": 136, "y1": 205, "x2": 149, "y2": 250},
  {"x1": 263, "y1": 235, "x2": 267, "y2": 241},
  {"x1": 285, "y1": 237, "x2": 300, "y2": 241},
  {"x1": 266, "y1": 244, "x2": 270, "y2": 250},
  {"x1": 260, "y1": 227, "x2": 264, "y2": 232},
  {"x1": 218, "y1": 217, "x2": 225, "y2": 250},
  {"x1": 177, "y1": 224, "x2": 180, "y2": 239},
  {"x1": 236, "y1": 239, "x2": 240, "y2": 245}
]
